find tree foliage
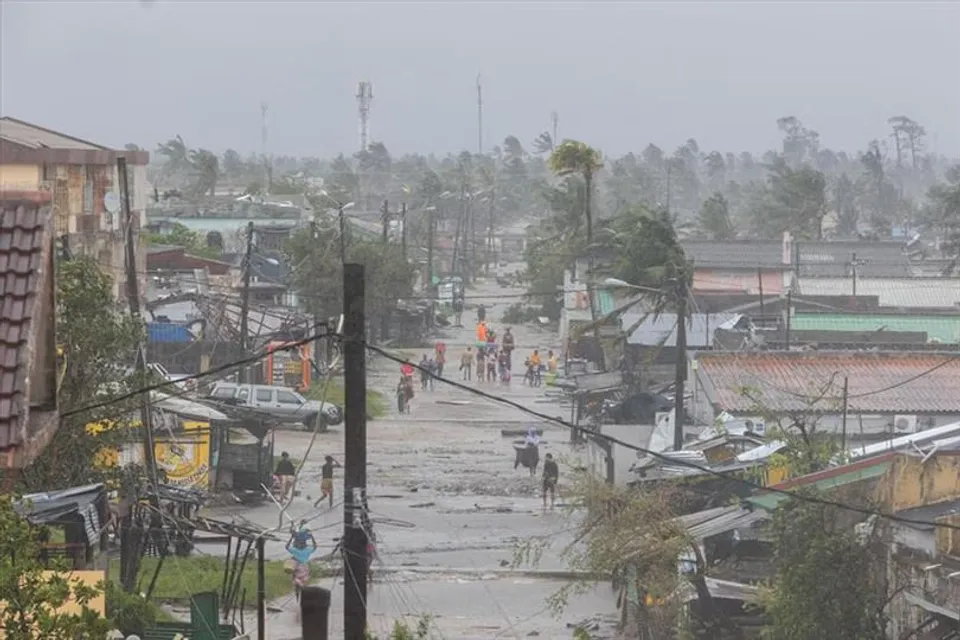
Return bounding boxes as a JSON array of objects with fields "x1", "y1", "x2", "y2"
[
  {"x1": 19, "y1": 257, "x2": 142, "y2": 491},
  {"x1": 0, "y1": 496, "x2": 111, "y2": 639},
  {"x1": 762, "y1": 494, "x2": 887, "y2": 640},
  {"x1": 144, "y1": 222, "x2": 221, "y2": 259},
  {"x1": 285, "y1": 222, "x2": 417, "y2": 328},
  {"x1": 548, "y1": 140, "x2": 603, "y2": 241},
  {"x1": 697, "y1": 192, "x2": 734, "y2": 240}
]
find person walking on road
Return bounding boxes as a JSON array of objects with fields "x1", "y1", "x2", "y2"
[
  {"x1": 275, "y1": 452, "x2": 296, "y2": 501},
  {"x1": 419, "y1": 355, "x2": 431, "y2": 391},
  {"x1": 435, "y1": 341, "x2": 447, "y2": 379},
  {"x1": 502, "y1": 327, "x2": 515, "y2": 370},
  {"x1": 542, "y1": 453, "x2": 559, "y2": 510},
  {"x1": 460, "y1": 347, "x2": 473, "y2": 381},
  {"x1": 475, "y1": 347, "x2": 485, "y2": 382},
  {"x1": 477, "y1": 304, "x2": 486, "y2": 324},
  {"x1": 314, "y1": 455, "x2": 341, "y2": 509}
]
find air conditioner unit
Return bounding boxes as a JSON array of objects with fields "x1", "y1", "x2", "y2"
[
  {"x1": 893, "y1": 415, "x2": 918, "y2": 433},
  {"x1": 746, "y1": 418, "x2": 766, "y2": 436}
]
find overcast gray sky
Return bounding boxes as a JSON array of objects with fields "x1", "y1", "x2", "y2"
[{"x1": 2, "y1": 2, "x2": 958, "y2": 158}]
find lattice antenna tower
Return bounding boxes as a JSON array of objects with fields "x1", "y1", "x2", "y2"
[
  {"x1": 260, "y1": 102, "x2": 270, "y2": 195},
  {"x1": 357, "y1": 82, "x2": 373, "y2": 153}
]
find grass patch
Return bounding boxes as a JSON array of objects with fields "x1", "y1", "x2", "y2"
[
  {"x1": 108, "y1": 554, "x2": 294, "y2": 603},
  {"x1": 306, "y1": 378, "x2": 387, "y2": 418}
]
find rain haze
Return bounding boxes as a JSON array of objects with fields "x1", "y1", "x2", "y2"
[{"x1": 3, "y1": 1, "x2": 959, "y2": 155}]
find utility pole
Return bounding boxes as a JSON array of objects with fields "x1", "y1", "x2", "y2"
[
  {"x1": 840, "y1": 376, "x2": 850, "y2": 453},
  {"x1": 400, "y1": 202, "x2": 407, "y2": 261},
  {"x1": 785, "y1": 289, "x2": 792, "y2": 350},
  {"x1": 426, "y1": 206, "x2": 435, "y2": 287},
  {"x1": 551, "y1": 111, "x2": 559, "y2": 147},
  {"x1": 673, "y1": 279, "x2": 688, "y2": 452},
  {"x1": 380, "y1": 199, "x2": 389, "y2": 243},
  {"x1": 118, "y1": 157, "x2": 159, "y2": 592},
  {"x1": 476, "y1": 74, "x2": 483, "y2": 155},
  {"x1": 338, "y1": 206, "x2": 347, "y2": 265},
  {"x1": 486, "y1": 191, "x2": 496, "y2": 273},
  {"x1": 758, "y1": 267, "x2": 765, "y2": 319},
  {"x1": 238, "y1": 221, "x2": 255, "y2": 383},
  {"x1": 300, "y1": 586, "x2": 331, "y2": 640},
  {"x1": 850, "y1": 252, "x2": 866, "y2": 296},
  {"x1": 342, "y1": 264, "x2": 368, "y2": 639},
  {"x1": 257, "y1": 537, "x2": 266, "y2": 640},
  {"x1": 261, "y1": 102, "x2": 270, "y2": 195}
]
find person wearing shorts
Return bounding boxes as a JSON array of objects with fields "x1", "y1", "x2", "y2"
[
  {"x1": 315, "y1": 455, "x2": 341, "y2": 508},
  {"x1": 542, "y1": 453, "x2": 559, "y2": 510}
]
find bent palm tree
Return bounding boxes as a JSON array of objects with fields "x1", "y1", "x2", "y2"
[{"x1": 548, "y1": 140, "x2": 603, "y2": 242}]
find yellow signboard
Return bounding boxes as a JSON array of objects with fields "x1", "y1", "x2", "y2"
[
  {"x1": 88, "y1": 419, "x2": 211, "y2": 490},
  {"x1": 0, "y1": 570, "x2": 106, "y2": 638},
  {"x1": 156, "y1": 420, "x2": 210, "y2": 488}
]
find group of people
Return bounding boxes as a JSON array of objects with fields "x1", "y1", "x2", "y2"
[
  {"x1": 459, "y1": 318, "x2": 517, "y2": 383},
  {"x1": 273, "y1": 451, "x2": 341, "y2": 508}
]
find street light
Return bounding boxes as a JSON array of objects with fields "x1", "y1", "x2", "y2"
[{"x1": 602, "y1": 277, "x2": 662, "y2": 295}]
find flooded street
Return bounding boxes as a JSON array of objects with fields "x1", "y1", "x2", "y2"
[{"x1": 206, "y1": 274, "x2": 619, "y2": 638}]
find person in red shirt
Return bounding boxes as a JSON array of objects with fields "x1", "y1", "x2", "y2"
[{"x1": 435, "y1": 342, "x2": 447, "y2": 379}]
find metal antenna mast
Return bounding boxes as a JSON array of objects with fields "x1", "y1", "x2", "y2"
[
  {"x1": 357, "y1": 82, "x2": 373, "y2": 153},
  {"x1": 476, "y1": 74, "x2": 483, "y2": 155},
  {"x1": 551, "y1": 111, "x2": 559, "y2": 146},
  {"x1": 261, "y1": 102, "x2": 269, "y2": 195}
]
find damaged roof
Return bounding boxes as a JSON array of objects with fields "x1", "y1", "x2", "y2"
[{"x1": 0, "y1": 202, "x2": 52, "y2": 452}]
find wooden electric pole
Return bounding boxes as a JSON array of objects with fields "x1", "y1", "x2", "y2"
[
  {"x1": 342, "y1": 264, "x2": 368, "y2": 639},
  {"x1": 426, "y1": 206, "x2": 435, "y2": 287},
  {"x1": 117, "y1": 157, "x2": 160, "y2": 592},
  {"x1": 400, "y1": 202, "x2": 407, "y2": 261},
  {"x1": 238, "y1": 221, "x2": 255, "y2": 383},
  {"x1": 380, "y1": 199, "x2": 389, "y2": 243},
  {"x1": 673, "y1": 279, "x2": 688, "y2": 452}
]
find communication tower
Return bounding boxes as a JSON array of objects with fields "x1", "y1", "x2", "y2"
[{"x1": 357, "y1": 82, "x2": 373, "y2": 152}]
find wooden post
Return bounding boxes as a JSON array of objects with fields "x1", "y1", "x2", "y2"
[{"x1": 238, "y1": 221, "x2": 255, "y2": 383}]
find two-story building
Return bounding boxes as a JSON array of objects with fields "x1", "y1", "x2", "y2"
[{"x1": 0, "y1": 117, "x2": 150, "y2": 299}]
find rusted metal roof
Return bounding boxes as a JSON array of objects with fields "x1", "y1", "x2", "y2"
[
  {"x1": 0, "y1": 117, "x2": 149, "y2": 165},
  {"x1": 0, "y1": 201, "x2": 51, "y2": 452},
  {"x1": 696, "y1": 351, "x2": 960, "y2": 414},
  {"x1": 0, "y1": 116, "x2": 109, "y2": 151}
]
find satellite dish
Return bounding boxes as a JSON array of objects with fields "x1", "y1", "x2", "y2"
[{"x1": 104, "y1": 192, "x2": 121, "y2": 214}]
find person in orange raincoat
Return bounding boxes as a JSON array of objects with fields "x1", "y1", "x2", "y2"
[{"x1": 477, "y1": 320, "x2": 488, "y2": 344}]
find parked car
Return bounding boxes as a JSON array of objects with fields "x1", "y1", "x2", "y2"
[{"x1": 206, "y1": 383, "x2": 343, "y2": 429}]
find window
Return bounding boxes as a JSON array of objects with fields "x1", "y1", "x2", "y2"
[
  {"x1": 211, "y1": 387, "x2": 236, "y2": 400},
  {"x1": 276, "y1": 390, "x2": 301, "y2": 405},
  {"x1": 256, "y1": 389, "x2": 273, "y2": 403},
  {"x1": 237, "y1": 388, "x2": 250, "y2": 401}
]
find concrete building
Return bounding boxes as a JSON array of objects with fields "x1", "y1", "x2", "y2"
[{"x1": 0, "y1": 117, "x2": 150, "y2": 298}]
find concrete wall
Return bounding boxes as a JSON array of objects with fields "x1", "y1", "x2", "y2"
[
  {"x1": 876, "y1": 453, "x2": 960, "y2": 513},
  {"x1": 692, "y1": 268, "x2": 785, "y2": 295},
  {"x1": 586, "y1": 424, "x2": 655, "y2": 486},
  {"x1": 0, "y1": 163, "x2": 41, "y2": 189}
]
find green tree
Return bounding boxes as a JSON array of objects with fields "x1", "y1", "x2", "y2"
[
  {"x1": 832, "y1": 173, "x2": 861, "y2": 236},
  {"x1": 0, "y1": 496, "x2": 111, "y2": 639},
  {"x1": 697, "y1": 192, "x2": 734, "y2": 240},
  {"x1": 188, "y1": 148, "x2": 220, "y2": 197},
  {"x1": 285, "y1": 226, "x2": 416, "y2": 339},
  {"x1": 762, "y1": 494, "x2": 887, "y2": 640},
  {"x1": 548, "y1": 140, "x2": 603, "y2": 242},
  {"x1": 156, "y1": 135, "x2": 190, "y2": 183},
  {"x1": 760, "y1": 157, "x2": 828, "y2": 240},
  {"x1": 19, "y1": 257, "x2": 142, "y2": 491},
  {"x1": 602, "y1": 206, "x2": 691, "y2": 312},
  {"x1": 927, "y1": 166, "x2": 960, "y2": 271},
  {"x1": 144, "y1": 222, "x2": 221, "y2": 259}
]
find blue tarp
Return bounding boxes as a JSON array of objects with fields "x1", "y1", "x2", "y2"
[{"x1": 147, "y1": 322, "x2": 194, "y2": 343}]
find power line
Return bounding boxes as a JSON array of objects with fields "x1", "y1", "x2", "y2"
[{"x1": 363, "y1": 341, "x2": 960, "y2": 533}]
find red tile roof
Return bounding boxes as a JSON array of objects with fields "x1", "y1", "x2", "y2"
[
  {"x1": 696, "y1": 351, "x2": 960, "y2": 414},
  {"x1": 0, "y1": 201, "x2": 52, "y2": 452}
]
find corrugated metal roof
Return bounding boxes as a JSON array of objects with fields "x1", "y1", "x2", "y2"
[
  {"x1": 696, "y1": 351, "x2": 960, "y2": 414},
  {"x1": 681, "y1": 240, "x2": 783, "y2": 269},
  {"x1": 622, "y1": 311, "x2": 740, "y2": 348},
  {"x1": 798, "y1": 277, "x2": 960, "y2": 308},
  {"x1": 0, "y1": 116, "x2": 109, "y2": 151},
  {"x1": 893, "y1": 498, "x2": 960, "y2": 531},
  {"x1": 147, "y1": 322, "x2": 194, "y2": 343},
  {"x1": 791, "y1": 312, "x2": 960, "y2": 343},
  {"x1": 0, "y1": 203, "x2": 51, "y2": 451}
]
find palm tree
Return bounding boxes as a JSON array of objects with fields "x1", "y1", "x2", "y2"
[
  {"x1": 157, "y1": 135, "x2": 189, "y2": 174},
  {"x1": 548, "y1": 140, "x2": 603, "y2": 242},
  {"x1": 188, "y1": 149, "x2": 219, "y2": 197}
]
